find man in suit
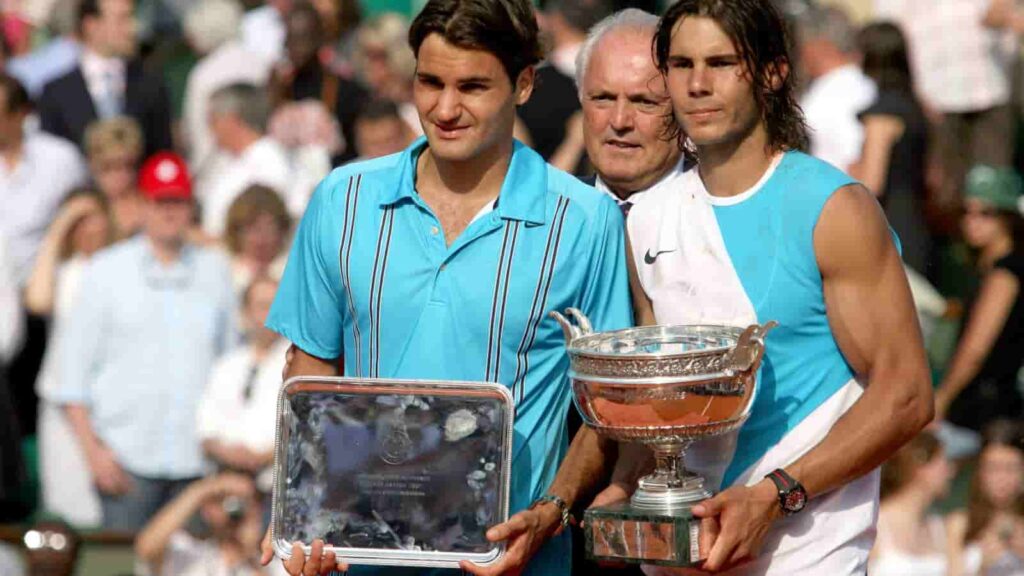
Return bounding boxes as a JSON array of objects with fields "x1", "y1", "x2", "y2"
[{"x1": 38, "y1": 0, "x2": 172, "y2": 158}]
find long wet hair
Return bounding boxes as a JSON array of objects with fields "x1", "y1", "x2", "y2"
[{"x1": 653, "y1": 0, "x2": 809, "y2": 156}]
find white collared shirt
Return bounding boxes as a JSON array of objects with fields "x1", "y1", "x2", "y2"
[
  {"x1": 0, "y1": 130, "x2": 88, "y2": 284},
  {"x1": 79, "y1": 49, "x2": 125, "y2": 116},
  {"x1": 800, "y1": 64, "x2": 877, "y2": 171},
  {"x1": 594, "y1": 156, "x2": 689, "y2": 210}
]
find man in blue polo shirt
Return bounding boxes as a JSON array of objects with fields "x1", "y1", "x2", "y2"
[{"x1": 258, "y1": 0, "x2": 632, "y2": 574}]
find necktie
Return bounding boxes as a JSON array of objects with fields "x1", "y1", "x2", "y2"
[
  {"x1": 96, "y1": 68, "x2": 122, "y2": 118},
  {"x1": 619, "y1": 200, "x2": 633, "y2": 219}
]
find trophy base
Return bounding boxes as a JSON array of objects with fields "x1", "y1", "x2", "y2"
[{"x1": 584, "y1": 499, "x2": 705, "y2": 567}]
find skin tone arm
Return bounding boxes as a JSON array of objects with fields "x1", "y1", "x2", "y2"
[
  {"x1": 135, "y1": 473, "x2": 255, "y2": 569},
  {"x1": 202, "y1": 439, "x2": 274, "y2": 473},
  {"x1": 848, "y1": 115, "x2": 905, "y2": 198},
  {"x1": 934, "y1": 270, "x2": 1019, "y2": 419},
  {"x1": 64, "y1": 404, "x2": 133, "y2": 496},
  {"x1": 23, "y1": 197, "x2": 100, "y2": 315}
]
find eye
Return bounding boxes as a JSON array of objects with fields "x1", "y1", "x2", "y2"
[
  {"x1": 417, "y1": 75, "x2": 442, "y2": 88},
  {"x1": 460, "y1": 82, "x2": 487, "y2": 93}
]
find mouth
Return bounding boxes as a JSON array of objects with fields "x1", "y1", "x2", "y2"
[
  {"x1": 685, "y1": 108, "x2": 721, "y2": 122},
  {"x1": 604, "y1": 139, "x2": 641, "y2": 151},
  {"x1": 433, "y1": 123, "x2": 470, "y2": 139}
]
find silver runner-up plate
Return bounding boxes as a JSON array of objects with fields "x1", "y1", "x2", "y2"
[{"x1": 270, "y1": 377, "x2": 514, "y2": 568}]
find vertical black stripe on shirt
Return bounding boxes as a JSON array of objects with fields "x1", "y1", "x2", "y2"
[
  {"x1": 512, "y1": 196, "x2": 569, "y2": 403},
  {"x1": 491, "y1": 221, "x2": 521, "y2": 383},
  {"x1": 367, "y1": 204, "x2": 390, "y2": 378},
  {"x1": 342, "y1": 175, "x2": 363, "y2": 376},
  {"x1": 372, "y1": 207, "x2": 396, "y2": 378},
  {"x1": 486, "y1": 222, "x2": 513, "y2": 381},
  {"x1": 337, "y1": 176, "x2": 354, "y2": 371}
]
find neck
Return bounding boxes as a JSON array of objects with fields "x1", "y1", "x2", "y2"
[
  {"x1": 0, "y1": 132, "x2": 24, "y2": 169},
  {"x1": 85, "y1": 45, "x2": 115, "y2": 60},
  {"x1": 696, "y1": 123, "x2": 775, "y2": 198},
  {"x1": 147, "y1": 235, "x2": 184, "y2": 264},
  {"x1": 887, "y1": 485, "x2": 934, "y2": 518},
  {"x1": 229, "y1": 130, "x2": 261, "y2": 156},
  {"x1": 418, "y1": 138, "x2": 513, "y2": 200},
  {"x1": 981, "y1": 236, "x2": 1014, "y2": 268}
]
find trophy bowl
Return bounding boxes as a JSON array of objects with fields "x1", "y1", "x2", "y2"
[{"x1": 552, "y1": 308, "x2": 775, "y2": 566}]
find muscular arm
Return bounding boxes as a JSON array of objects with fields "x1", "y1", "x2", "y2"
[{"x1": 785, "y1": 184, "x2": 933, "y2": 498}]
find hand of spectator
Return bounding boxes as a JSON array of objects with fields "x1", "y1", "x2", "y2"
[
  {"x1": 86, "y1": 443, "x2": 133, "y2": 496},
  {"x1": 202, "y1": 472, "x2": 256, "y2": 500},
  {"x1": 52, "y1": 195, "x2": 103, "y2": 236},
  {"x1": 690, "y1": 478, "x2": 781, "y2": 573},
  {"x1": 458, "y1": 502, "x2": 562, "y2": 576},
  {"x1": 260, "y1": 533, "x2": 348, "y2": 576}
]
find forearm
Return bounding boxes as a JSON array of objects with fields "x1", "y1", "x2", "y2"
[
  {"x1": 64, "y1": 404, "x2": 103, "y2": 453},
  {"x1": 285, "y1": 345, "x2": 340, "y2": 379},
  {"x1": 786, "y1": 363, "x2": 932, "y2": 499},
  {"x1": 546, "y1": 426, "x2": 617, "y2": 509},
  {"x1": 23, "y1": 240, "x2": 61, "y2": 315},
  {"x1": 135, "y1": 480, "x2": 210, "y2": 563},
  {"x1": 936, "y1": 349, "x2": 985, "y2": 405}
]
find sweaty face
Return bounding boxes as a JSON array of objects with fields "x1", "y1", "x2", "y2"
[
  {"x1": 413, "y1": 34, "x2": 532, "y2": 163},
  {"x1": 582, "y1": 29, "x2": 680, "y2": 196},
  {"x1": 663, "y1": 16, "x2": 764, "y2": 153}
]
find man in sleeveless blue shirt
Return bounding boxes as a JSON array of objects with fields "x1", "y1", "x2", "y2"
[
  {"x1": 258, "y1": 0, "x2": 633, "y2": 574},
  {"x1": 600, "y1": 1, "x2": 934, "y2": 574}
]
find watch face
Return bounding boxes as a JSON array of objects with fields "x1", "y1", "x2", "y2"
[{"x1": 784, "y1": 489, "x2": 807, "y2": 513}]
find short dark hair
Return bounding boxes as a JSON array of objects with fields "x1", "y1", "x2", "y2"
[
  {"x1": 654, "y1": 0, "x2": 809, "y2": 155},
  {"x1": 357, "y1": 98, "x2": 402, "y2": 123},
  {"x1": 77, "y1": 0, "x2": 101, "y2": 35},
  {"x1": 0, "y1": 73, "x2": 31, "y2": 114},
  {"x1": 408, "y1": 0, "x2": 543, "y2": 84}
]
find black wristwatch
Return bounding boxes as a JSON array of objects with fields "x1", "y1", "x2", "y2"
[{"x1": 765, "y1": 468, "x2": 807, "y2": 516}]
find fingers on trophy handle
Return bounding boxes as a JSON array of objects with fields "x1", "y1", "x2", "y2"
[{"x1": 550, "y1": 307, "x2": 593, "y2": 344}]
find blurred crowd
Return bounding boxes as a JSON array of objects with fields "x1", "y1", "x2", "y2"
[{"x1": 1, "y1": 0, "x2": 1024, "y2": 574}]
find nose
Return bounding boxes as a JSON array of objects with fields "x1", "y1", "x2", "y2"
[
  {"x1": 434, "y1": 87, "x2": 462, "y2": 124},
  {"x1": 610, "y1": 100, "x2": 635, "y2": 132},
  {"x1": 688, "y1": 64, "x2": 712, "y2": 97}
]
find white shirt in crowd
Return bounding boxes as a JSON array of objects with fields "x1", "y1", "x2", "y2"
[
  {"x1": 196, "y1": 337, "x2": 289, "y2": 489},
  {"x1": 183, "y1": 39, "x2": 273, "y2": 175},
  {"x1": 0, "y1": 130, "x2": 87, "y2": 285},
  {"x1": 884, "y1": 0, "x2": 1013, "y2": 113},
  {"x1": 0, "y1": 236, "x2": 23, "y2": 364},
  {"x1": 198, "y1": 138, "x2": 295, "y2": 238},
  {"x1": 146, "y1": 531, "x2": 288, "y2": 576},
  {"x1": 79, "y1": 48, "x2": 126, "y2": 118},
  {"x1": 800, "y1": 63, "x2": 877, "y2": 171},
  {"x1": 240, "y1": 4, "x2": 286, "y2": 63}
]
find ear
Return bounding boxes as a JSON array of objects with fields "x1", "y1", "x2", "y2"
[
  {"x1": 767, "y1": 59, "x2": 789, "y2": 92},
  {"x1": 514, "y1": 65, "x2": 536, "y2": 106}
]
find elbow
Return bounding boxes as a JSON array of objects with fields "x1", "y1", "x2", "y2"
[
  {"x1": 133, "y1": 534, "x2": 160, "y2": 565},
  {"x1": 890, "y1": 368, "x2": 935, "y2": 437}
]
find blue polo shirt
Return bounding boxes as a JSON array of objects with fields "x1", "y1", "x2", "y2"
[{"x1": 268, "y1": 137, "x2": 632, "y2": 574}]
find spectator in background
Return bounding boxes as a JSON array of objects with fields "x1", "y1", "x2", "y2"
[
  {"x1": 0, "y1": 73, "x2": 88, "y2": 287},
  {"x1": 182, "y1": 0, "x2": 273, "y2": 180},
  {"x1": 25, "y1": 189, "x2": 112, "y2": 528},
  {"x1": 797, "y1": 5, "x2": 877, "y2": 172},
  {"x1": 6, "y1": 0, "x2": 80, "y2": 99},
  {"x1": 197, "y1": 276, "x2": 286, "y2": 491},
  {"x1": 352, "y1": 98, "x2": 415, "y2": 161},
  {"x1": 83, "y1": 116, "x2": 145, "y2": 240},
  {"x1": 870, "y1": 431, "x2": 954, "y2": 576},
  {"x1": 849, "y1": 21, "x2": 931, "y2": 274},
  {"x1": 947, "y1": 420, "x2": 1024, "y2": 575},
  {"x1": 201, "y1": 83, "x2": 294, "y2": 238},
  {"x1": 520, "y1": 0, "x2": 612, "y2": 164},
  {"x1": 242, "y1": 0, "x2": 292, "y2": 62},
  {"x1": 353, "y1": 13, "x2": 419, "y2": 136},
  {"x1": 271, "y1": 2, "x2": 368, "y2": 165},
  {"x1": 223, "y1": 185, "x2": 291, "y2": 291},
  {"x1": 0, "y1": 234, "x2": 25, "y2": 524},
  {"x1": 0, "y1": 236, "x2": 22, "y2": 367},
  {"x1": 37, "y1": 0, "x2": 173, "y2": 158},
  {"x1": 54, "y1": 152, "x2": 237, "y2": 532},
  {"x1": 936, "y1": 166, "x2": 1024, "y2": 431},
  {"x1": 313, "y1": 0, "x2": 363, "y2": 77},
  {"x1": 887, "y1": 0, "x2": 1015, "y2": 207},
  {"x1": 135, "y1": 473, "x2": 270, "y2": 576},
  {"x1": 575, "y1": 9, "x2": 683, "y2": 208}
]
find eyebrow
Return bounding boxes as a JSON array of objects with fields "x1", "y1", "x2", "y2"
[
  {"x1": 667, "y1": 51, "x2": 740, "y2": 61},
  {"x1": 416, "y1": 72, "x2": 494, "y2": 84}
]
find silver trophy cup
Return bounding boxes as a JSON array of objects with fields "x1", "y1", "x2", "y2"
[{"x1": 551, "y1": 308, "x2": 775, "y2": 567}]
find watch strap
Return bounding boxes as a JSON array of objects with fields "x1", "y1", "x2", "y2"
[{"x1": 531, "y1": 494, "x2": 572, "y2": 531}]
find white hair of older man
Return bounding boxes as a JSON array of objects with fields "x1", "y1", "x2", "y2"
[
  {"x1": 184, "y1": 0, "x2": 244, "y2": 56},
  {"x1": 574, "y1": 8, "x2": 660, "y2": 98}
]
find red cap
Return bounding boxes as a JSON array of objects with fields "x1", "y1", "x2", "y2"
[{"x1": 138, "y1": 152, "x2": 192, "y2": 201}]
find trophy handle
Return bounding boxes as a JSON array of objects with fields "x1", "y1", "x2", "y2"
[
  {"x1": 724, "y1": 321, "x2": 778, "y2": 375},
  {"x1": 550, "y1": 307, "x2": 594, "y2": 345}
]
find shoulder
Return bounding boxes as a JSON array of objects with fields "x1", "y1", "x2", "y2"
[
  {"x1": 85, "y1": 238, "x2": 141, "y2": 277},
  {"x1": 311, "y1": 152, "x2": 405, "y2": 205},
  {"x1": 28, "y1": 131, "x2": 81, "y2": 161},
  {"x1": 995, "y1": 252, "x2": 1024, "y2": 279},
  {"x1": 814, "y1": 182, "x2": 893, "y2": 275},
  {"x1": 40, "y1": 67, "x2": 80, "y2": 96},
  {"x1": 547, "y1": 165, "x2": 619, "y2": 225}
]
